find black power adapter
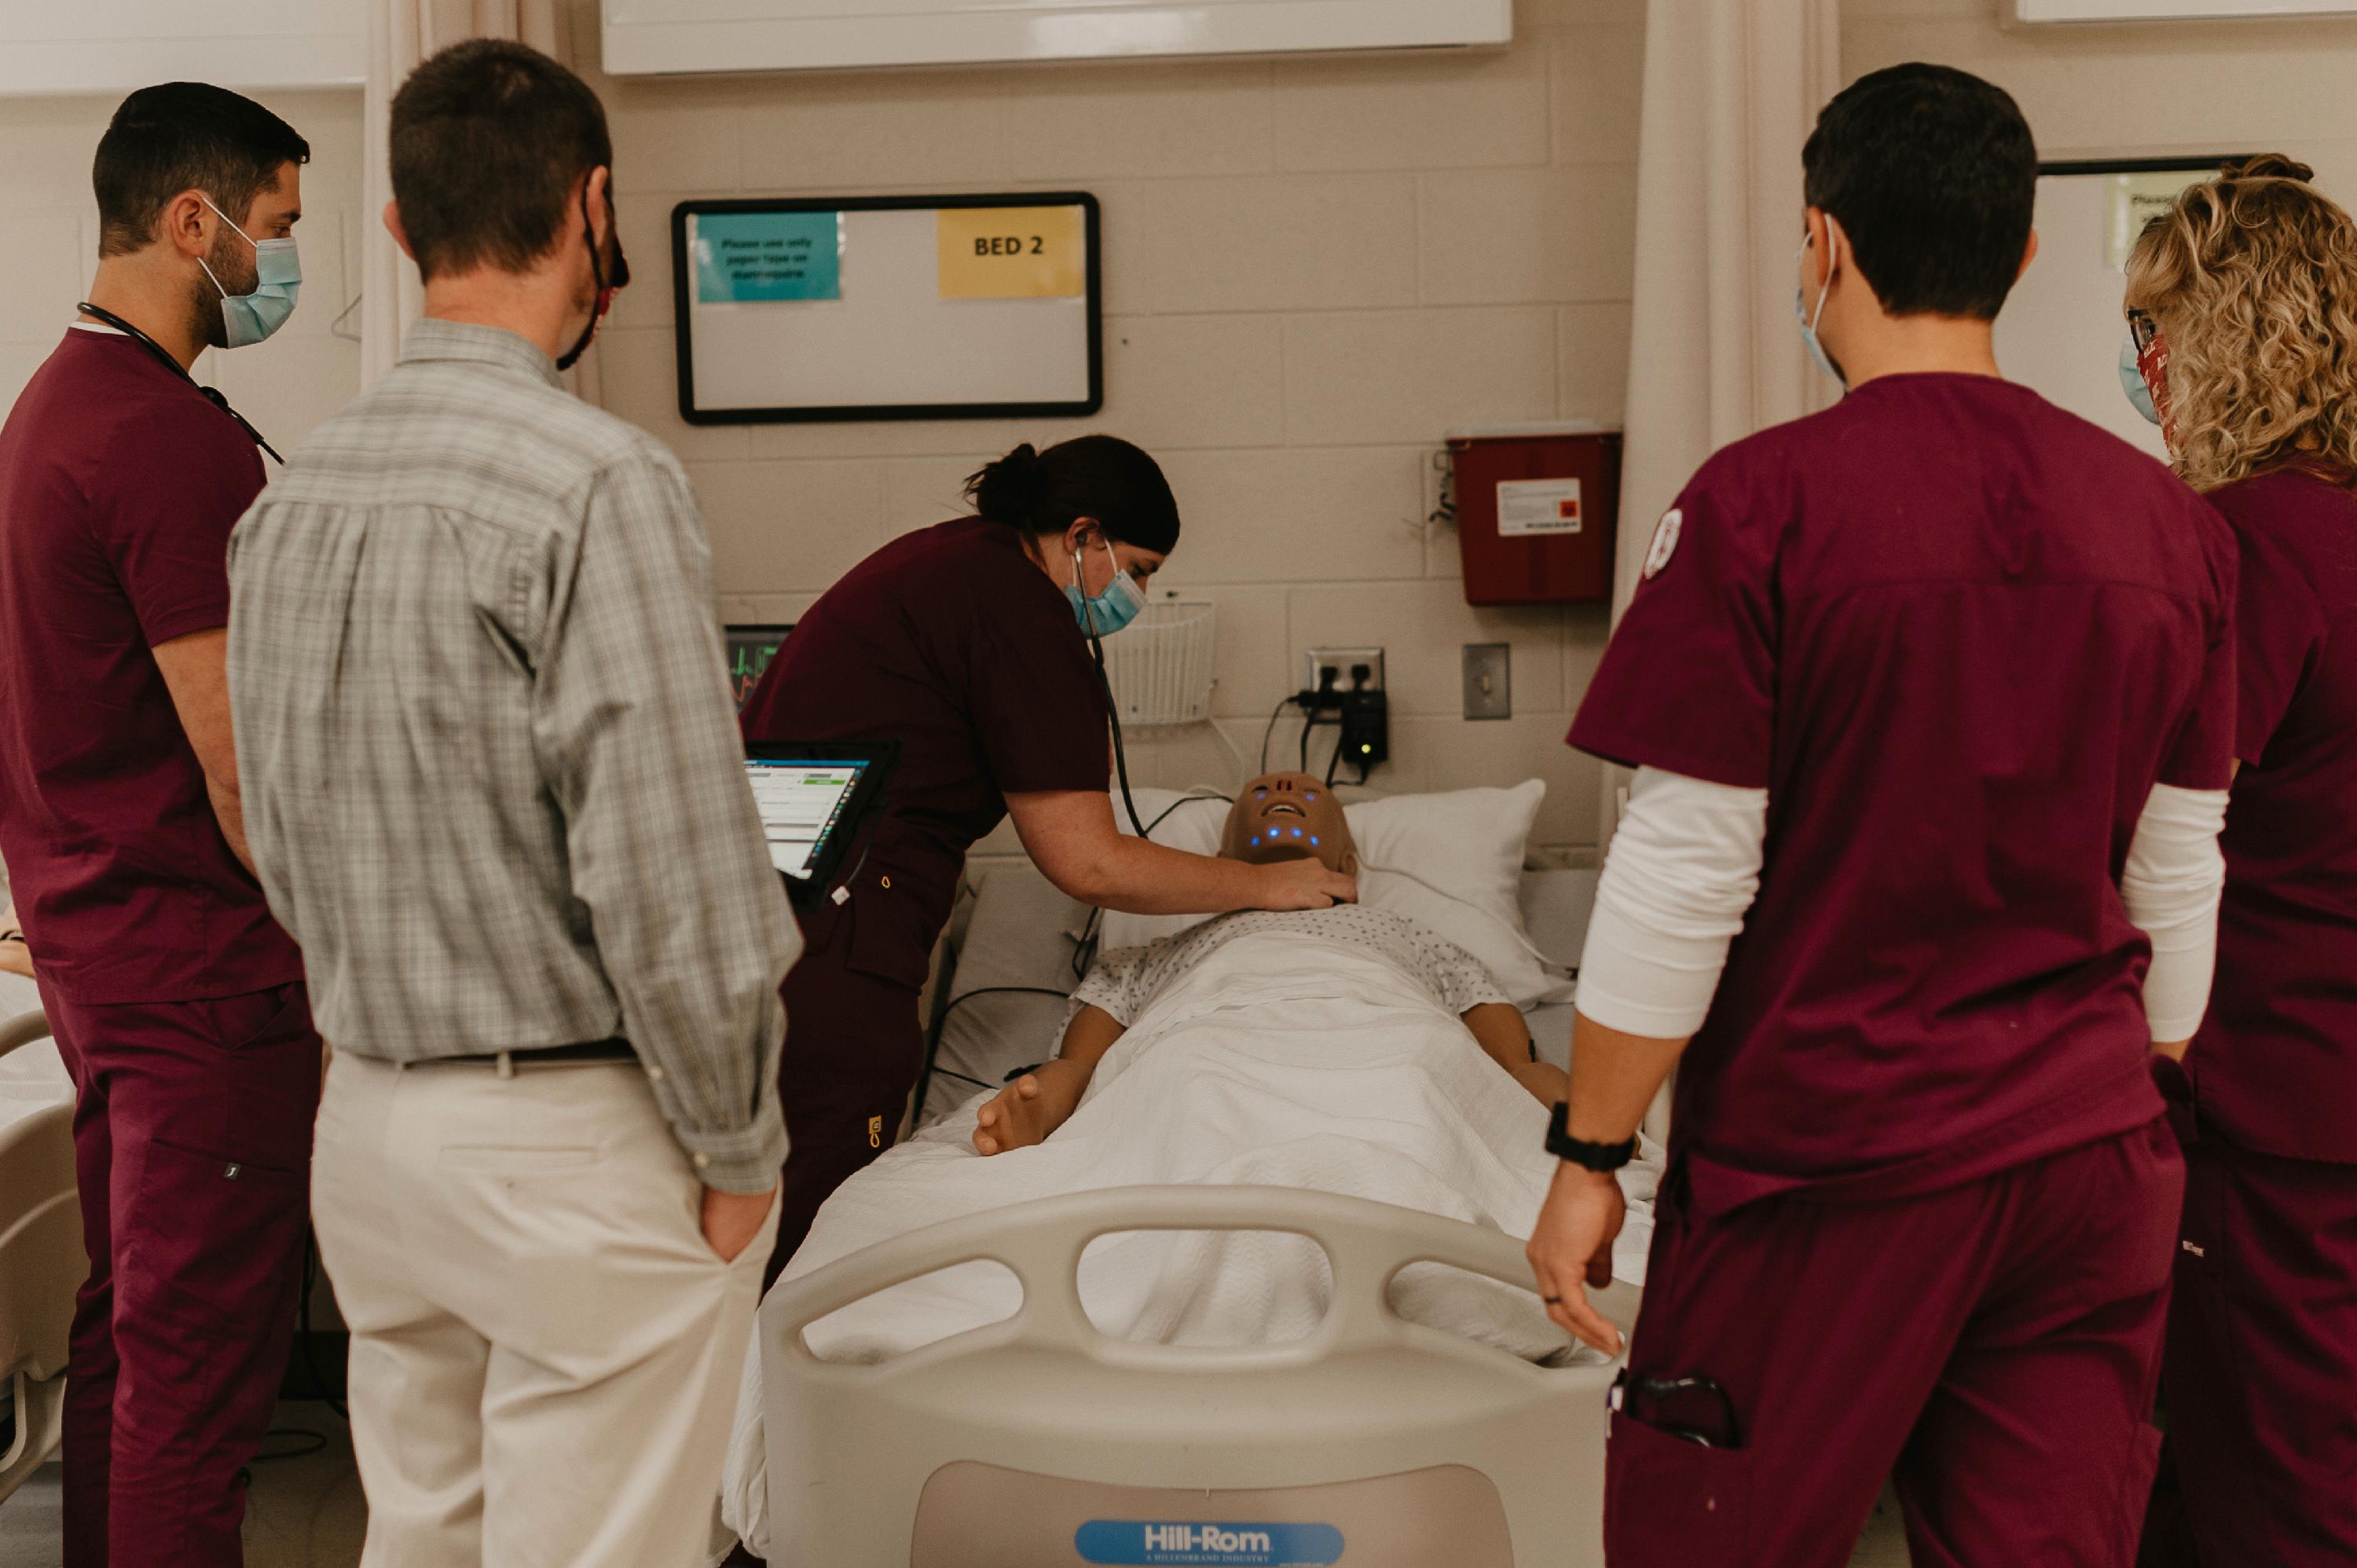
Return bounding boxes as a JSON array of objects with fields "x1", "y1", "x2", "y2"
[
  {"x1": 1274, "y1": 661, "x2": 1388, "y2": 784},
  {"x1": 1338, "y1": 687, "x2": 1388, "y2": 773}
]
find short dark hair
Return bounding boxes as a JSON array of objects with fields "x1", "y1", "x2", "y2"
[
  {"x1": 93, "y1": 83, "x2": 309, "y2": 258},
  {"x1": 1802, "y1": 64, "x2": 2038, "y2": 321},
  {"x1": 390, "y1": 39, "x2": 613, "y2": 281},
  {"x1": 966, "y1": 436, "x2": 1182, "y2": 554}
]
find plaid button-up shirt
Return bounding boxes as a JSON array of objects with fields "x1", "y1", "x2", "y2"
[{"x1": 225, "y1": 319, "x2": 795, "y2": 1191}]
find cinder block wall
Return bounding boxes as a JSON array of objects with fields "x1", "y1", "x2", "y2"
[{"x1": 574, "y1": 0, "x2": 1647, "y2": 859}]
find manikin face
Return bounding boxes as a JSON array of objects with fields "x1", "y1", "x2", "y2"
[{"x1": 1219, "y1": 772, "x2": 1357, "y2": 876}]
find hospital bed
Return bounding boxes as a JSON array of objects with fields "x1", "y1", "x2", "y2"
[
  {"x1": 745, "y1": 786, "x2": 1644, "y2": 1566},
  {"x1": 0, "y1": 999, "x2": 77, "y2": 1505}
]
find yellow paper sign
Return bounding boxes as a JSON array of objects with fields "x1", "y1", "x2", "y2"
[{"x1": 937, "y1": 206, "x2": 1085, "y2": 299}]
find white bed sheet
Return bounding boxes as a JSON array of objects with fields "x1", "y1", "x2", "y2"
[{"x1": 721, "y1": 929, "x2": 1655, "y2": 1559}]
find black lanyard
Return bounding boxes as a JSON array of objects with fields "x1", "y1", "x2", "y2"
[{"x1": 74, "y1": 303, "x2": 284, "y2": 464}]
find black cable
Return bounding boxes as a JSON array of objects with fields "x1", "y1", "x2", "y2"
[
  {"x1": 929, "y1": 1064, "x2": 994, "y2": 1091},
  {"x1": 1324, "y1": 721, "x2": 1347, "y2": 788},
  {"x1": 915, "y1": 984, "x2": 1076, "y2": 1123},
  {"x1": 250, "y1": 1428, "x2": 329, "y2": 1463},
  {"x1": 1259, "y1": 696, "x2": 1292, "y2": 775}
]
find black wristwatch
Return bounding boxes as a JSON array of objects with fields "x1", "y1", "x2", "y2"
[{"x1": 1546, "y1": 1101, "x2": 1638, "y2": 1173}]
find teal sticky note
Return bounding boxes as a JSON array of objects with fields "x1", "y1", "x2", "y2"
[{"x1": 694, "y1": 211, "x2": 841, "y2": 302}]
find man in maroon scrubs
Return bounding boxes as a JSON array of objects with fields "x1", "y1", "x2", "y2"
[
  {"x1": 1527, "y1": 65, "x2": 2234, "y2": 1566},
  {"x1": 0, "y1": 85, "x2": 320, "y2": 1568}
]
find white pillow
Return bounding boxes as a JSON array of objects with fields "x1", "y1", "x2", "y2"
[
  {"x1": 1091, "y1": 781, "x2": 1567, "y2": 1009},
  {"x1": 1348, "y1": 780, "x2": 1568, "y2": 1009}
]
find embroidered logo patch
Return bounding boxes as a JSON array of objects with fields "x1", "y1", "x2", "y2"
[{"x1": 1643, "y1": 507, "x2": 1683, "y2": 580}]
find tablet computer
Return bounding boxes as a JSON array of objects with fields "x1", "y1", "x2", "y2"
[{"x1": 744, "y1": 741, "x2": 898, "y2": 903}]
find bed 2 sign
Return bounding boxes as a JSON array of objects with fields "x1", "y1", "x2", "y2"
[
  {"x1": 937, "y1": 204, "x2": 1086, "y2": 299},
  {"x1": 1075, "y1": 1520, "x2": 1345, "y2": 1566}
]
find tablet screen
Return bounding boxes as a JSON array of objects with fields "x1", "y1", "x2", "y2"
[{"x1": 746, "y1": 757, "x2": 871, "y2": 880}]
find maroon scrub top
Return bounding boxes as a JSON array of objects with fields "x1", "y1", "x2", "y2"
[
  {"x1": 741, "y1": 518, "x2": 1111, "y2": 989},
  {"x1": 2190, "y1": 466, "x2": 2357, "y2": 1163},
  {"x1": 0, "y1": 328, "x2": 301, "y2": 1003},
  {"x1": 1570, "y1": 373, "x2": 2236, "y2": 1214}
]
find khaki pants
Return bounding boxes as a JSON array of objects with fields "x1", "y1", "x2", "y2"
[{"x1": 314, "y1": 1050, "x2": 776, "y2": 1568}]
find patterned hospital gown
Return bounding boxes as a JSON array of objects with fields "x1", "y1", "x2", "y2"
[{"x1": 1069, "y1": 906, "x2": 1513, "y2": 1030}]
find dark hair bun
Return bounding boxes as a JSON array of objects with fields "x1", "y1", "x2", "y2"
[
  {"x1": 968, "y1": 443, "x2": 1047, "y2": 526},
  {"x1": 2226, "y1": 154, "x2": 2316, "y2": 184},
  {"x1": 962, "y1": 434, "x2": 1182, "y2": 555}
]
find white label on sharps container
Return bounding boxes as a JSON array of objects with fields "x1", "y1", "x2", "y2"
[{"x1": 1496, "y1": 478, "x2": 1583, "y2": 537}]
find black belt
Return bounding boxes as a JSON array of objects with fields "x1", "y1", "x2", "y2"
[{"x1": 416, "y1": 1039, "x2": 635, "y2": 1068}]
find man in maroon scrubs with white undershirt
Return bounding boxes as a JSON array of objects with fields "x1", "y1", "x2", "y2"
[
  {"x1": 0, "y1": 85, "x2": 319, "y2": 1567},
  {"x1": 1527, "y1": 66, "x2": 2235, "y2": 1566}
]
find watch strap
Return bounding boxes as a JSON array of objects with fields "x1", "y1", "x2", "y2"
[{"x1": 1546, "y1": 1101, "x2": 1638, "y2": 1172}]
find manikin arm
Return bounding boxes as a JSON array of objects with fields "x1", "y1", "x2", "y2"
[{"x1": 973, "y1": 1003, "x2": 1127, "y2": 1156}]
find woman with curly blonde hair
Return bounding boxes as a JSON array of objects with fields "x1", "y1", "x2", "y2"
[{"x1": 2124, "y1": 157, "x2": 2357, "y2": 1568}]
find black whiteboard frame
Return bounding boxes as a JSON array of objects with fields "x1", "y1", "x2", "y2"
[
  {"x1": 671, "y1": 192, "x2": 1103, "y2": 427},
  {"x1": 2036, "y1": 155, "x2": 2255, "y2": 178}
]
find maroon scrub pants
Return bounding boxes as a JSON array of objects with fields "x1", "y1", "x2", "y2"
[
  {"x1": 764, "y1": 959, "x2": 924, "y2": 1291},
  {"x1": 1607, "y1": 1122, "x2": 2182, "y2": 1568},
  {"x1": 38, "y1": 980, "x2": 321, "y2": 1568},
  {"x1": 2156, "y1": 1128, "x2": 2357, "y2": 1567}
]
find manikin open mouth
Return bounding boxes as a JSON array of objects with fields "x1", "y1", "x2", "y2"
[{"x1": 1264, "y1": 802, "x2": 1306, "y2": 818}]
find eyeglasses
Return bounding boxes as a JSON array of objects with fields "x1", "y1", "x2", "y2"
[{"x1": 2127, "y1": 309, "x2": 2161, "y2": 356}]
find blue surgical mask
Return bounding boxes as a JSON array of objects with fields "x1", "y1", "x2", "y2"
[
  {"x1": 1794, "y1": 233, "x2": 1845, "y2": 387},
  {"x1": 2120, "y1": 335, "x2": 2161, "y2": 425},
  {"x1": 196, "y1": 196, "x2": 300, "y2": 349},
  {"x1": 1067, "y1": 536, "x2": 1146, "y2": 639}
]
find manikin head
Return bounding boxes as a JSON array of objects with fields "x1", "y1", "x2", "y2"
[{"x1": 1219, "y1": 773, "x2": 1358, "y2": 877}]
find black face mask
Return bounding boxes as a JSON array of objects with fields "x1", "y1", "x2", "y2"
[{"x1": 558, "y1": 179, "x2": 629, "y2": 372}]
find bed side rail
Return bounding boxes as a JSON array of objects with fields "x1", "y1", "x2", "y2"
[
  {"x1": 764, "y1": 1184, "x2": 1640, "y2": 1375},
  {"x1": 0, "y1": 1010, "x2": 51, "y2": 1064}
]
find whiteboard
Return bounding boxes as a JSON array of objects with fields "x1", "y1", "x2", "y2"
[
  {"x1": 1993, "y1": 159, "x2": 2241, "y2": 461},
  {"x1": 673, "y1": 195, "x2": 1102, "y2": 425},
  {"x1": 605, "y1": 0, "x2": 1510, "y2": 76},
  {"x1": 0, "y1": 0, "x2": 365, "y2": 96}
]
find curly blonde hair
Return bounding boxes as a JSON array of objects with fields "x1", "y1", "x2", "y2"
[{"x1": 2124, "y1": 156, "x2": 2357, "y2": 493}]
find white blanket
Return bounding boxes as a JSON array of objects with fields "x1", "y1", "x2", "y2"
[{"x1": 720, "y1": 931, "x2": 1657, "y2": 1559}]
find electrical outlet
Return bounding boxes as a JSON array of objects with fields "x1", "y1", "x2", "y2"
[
  {"x1": 1463, "y1": 643, "x2": 1510, "y2": 720},
  {"x1": 1303, "y1": 647, "x2": 1385, "y2": 695}
]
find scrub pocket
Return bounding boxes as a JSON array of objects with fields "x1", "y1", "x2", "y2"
[
  {"x1": 1604, "y1": 1407, "x2": 1752, "y2": 1566},
  {"x1": 124, "y1": 1132, "x2": 310, "y2": 1330}
]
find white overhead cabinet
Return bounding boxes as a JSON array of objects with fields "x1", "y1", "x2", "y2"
[
  {"x1": 0, "y1": 0, "x2": 365, "y2": 97},
  {"x1": 602, "y1": 0, "x2": 1512, "y2": 77},
  {"x1": 2016, "y1": 0, "x2": 2357, "y2": 18}
]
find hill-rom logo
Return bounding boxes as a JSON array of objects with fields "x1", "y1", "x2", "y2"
[{"x1": 1073, "y1": 1519, "x2": 1346, "y2": 1566}]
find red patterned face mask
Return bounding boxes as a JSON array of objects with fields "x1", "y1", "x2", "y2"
[{"x1": 2124, "y1": 310, "x2": 2178, "y2": 452}]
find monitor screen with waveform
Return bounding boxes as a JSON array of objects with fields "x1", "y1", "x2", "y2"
[{"x1": 724, "y1": 624, "x2": 794, "y2": 709}]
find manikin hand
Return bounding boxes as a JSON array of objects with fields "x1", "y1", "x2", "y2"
[
  {"x1": 1526, "y1": 1163, "x2": 1626, "y2": 1355},
  {"x1": 973, "y1": 1059, "x2": 1090, "y2": 1155}
]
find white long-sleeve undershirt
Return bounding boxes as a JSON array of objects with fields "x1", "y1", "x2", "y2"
[
  {"x1": 1575, "y1": 769, "x2": 2231, "y2": 1046},
  {"x1": 2120, "y1": 782, "x2": 2229, "y2": 1044},
  {"x1": 1574, "y1": 768, "x2": 1767, "y2": 1039}
]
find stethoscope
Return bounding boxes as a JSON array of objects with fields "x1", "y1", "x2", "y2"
[
  {"x1": 1073, "y1": 544, "x2": 1151, "y2": 840},
  {"x1": 75, "y1": 302, "x2": 284, "y2": 464}
]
